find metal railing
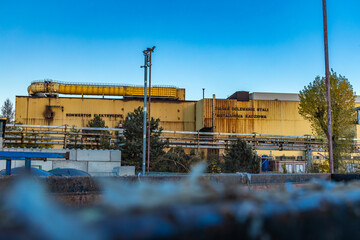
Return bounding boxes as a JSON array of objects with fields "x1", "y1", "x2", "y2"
[
  {"x1": 5, "y1": 124, "x2": 121, "y2": 149},
  {"x1": 4, "y1": 124, "x2": 360, "y2": 153}
]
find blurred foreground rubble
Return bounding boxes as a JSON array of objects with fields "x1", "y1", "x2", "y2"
[{"x1": 1, "y1": 165, "x2": 360, "y2": 239}]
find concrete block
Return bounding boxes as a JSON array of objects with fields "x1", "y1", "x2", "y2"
[
  {"x1": 4, "y1": 148, "x2": 20, "y2": 152},
  {"x1": 47, "y1": 157, "x2": 66, "y2": 161},
  {"x1": 0, "y1": 161, "x2": 6, "y2": 171},
  {"x1": 88, "y1": 161, "x2": 120, "y2": 173},
  {"x1": 69, "y1": 149, "x2": 77, "y2": 161},
  {"x1": 44, "y1": 148, "x2": 66, "y2": 153},
  {"x1": 113, "y1": 166, "x2": 135, "y2": 176},
  {"x1": 77, "y1": 150, "x2": 110, "y2": 162},
  {"x1": 110, "y1": 150, "x2": 121, "y2": 162},
  {"x1": 53, "y1": 161, "x2": 88, "y2": 172},
  {"x1": 37, "y1": 149, "x2": 68, "y2": 161},
  {"x1": 89, "y1": 172, "x2": 113, "y2": 177},
  {"x1": 31, "y1": 160, "x2": 53, "y2": 171}
]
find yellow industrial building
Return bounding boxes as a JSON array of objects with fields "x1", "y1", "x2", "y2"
[
  {"x1": 14, "y1": 80, "x2": 360, "y2": 172},
  {"x1": 16, "y1": 81, "x2": 360, "y2": 136}
]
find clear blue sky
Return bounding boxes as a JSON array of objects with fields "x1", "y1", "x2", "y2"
[{"x1": 1, "y1": 0, "x2": 360, "y2": 106}]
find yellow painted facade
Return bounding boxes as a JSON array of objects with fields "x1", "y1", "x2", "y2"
[
  {"x1": 27, "y1": 81, "x2": 185, "y2": 100},
  {"x1": 15, "y1": 95, "x2": 359, "y2": 138},
  {"x1": 197, "y1": 98, "x2": 313, "y2": 135},
  {"x1": 15, "y1": 96, "x2": 196, "y2": 131},
  {"x1": 15, "y1": 92, "x2": 360, "y2": 170}
]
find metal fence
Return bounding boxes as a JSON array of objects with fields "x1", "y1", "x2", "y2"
[
  {"x1": 5, "y1": 124, "x2": 122, "y2": 149},
  {"x1": 161, "y1": 130, "x2": 327, "y2": 152},
  {"x1": 4, "y1": 124, "x2": 360, "y2": 153}
]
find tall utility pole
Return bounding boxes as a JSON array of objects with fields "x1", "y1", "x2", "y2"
[
  {"x1": 141, "y1": 47, "x2": 155, "y2": 175},
  {"x1": 322, "y1": 0, "x2": 334, "y2": 173},
  {"x1": 147, "y1": 46, "x2": 155, "y2": 173},
  {"x1": 141, "y1": 50, "x2": 149, "y2": 175}
]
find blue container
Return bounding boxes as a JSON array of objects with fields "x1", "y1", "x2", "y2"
[{"x1": 262, "y1": 155, "x2": 269, "y2": 172}]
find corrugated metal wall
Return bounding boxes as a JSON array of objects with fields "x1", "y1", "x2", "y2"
[
  {"x1": 15, "y1": 96, "x2": 360, "y2": 138},
  {"x1": 201, "y1": 98, "x2": 313, "y2": 136}
]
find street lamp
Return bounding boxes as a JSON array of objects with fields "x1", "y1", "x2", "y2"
[{"x1": 141, "y1": 46, "x2": 155, "y2": 175}]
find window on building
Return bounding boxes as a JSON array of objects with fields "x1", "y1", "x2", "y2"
[
  {"x1": 285, "y1": 164, "x2": 293, "y2": 173},
  {"x1": 295, "y1": 164, "x2": 304, "y2": 173},
  {"x1": 346, "y1": 163, "x2": 357, "y2": 173}
]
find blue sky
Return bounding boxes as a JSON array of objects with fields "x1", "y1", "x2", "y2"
[{"x1": 0, "y1": 0, "x2": 360, "y2": 106}]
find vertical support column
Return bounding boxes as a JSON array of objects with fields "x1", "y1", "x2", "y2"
[
  {"x1": 21, "y1": 130, "x2": 24, "y2": 145},
  {"x1": 309, "y1": 148, "x2": 313, "y2": 170},
  {"x1": 25, "y1": 157, "x2": 31, "y2": 173},
  {"x1": 6, "y1": 159, "x2": 11, "y2": 176},
  {"x1": 212, "y1": 94, "x2": 216, "y2": 131},
  {"x1": 211, "y1": 94, "x2": 216, "y2": 156},
  {"x1": 197, "y1": 130, "x2": 200, "y2": 156},
  {"x1": 304, "y1": 135, "x2": 313, "y2": 173},
  {"x1": 0, "y1": 118, "x2": 6, "y2": 151},
  {"x1": 147, "y1": 50, "x2": 153, "y2": 173},
  {"x1": 64, "y1": 125, "x2": 67, "y2": 149},
  {"x1": 252, "y1": 133, "x2": 257, "y2": 151}
]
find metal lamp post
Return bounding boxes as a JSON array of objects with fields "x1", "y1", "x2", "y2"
[
  {"x1": 141, "y1": 46, "x2": 155, "y2": 175},
  {"x1": 322, "y1": 0, "x2": 334, "y2": 173}
]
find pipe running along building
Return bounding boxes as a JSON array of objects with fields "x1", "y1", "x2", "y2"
[{"x1": 15, "y1": 80, "x2": 360, "y2": 172}]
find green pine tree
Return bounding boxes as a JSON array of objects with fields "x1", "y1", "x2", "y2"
[
  {"x1": 222, "y1": 138, "x2": 260, "y2": 173},
  {"x1": 83, "y1": 115, "x2": 110, "y2": 149},
  {"x1": 120, "y1": 107, "x2": 168, "y2": 172}
]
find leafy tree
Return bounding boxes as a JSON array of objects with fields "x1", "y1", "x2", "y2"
[
  {"x1": 84, "y1": 115, "x2": 110, "y2": 149},
  {"x1": 318, "y1": 161, "x2": 330, "y2": 173},
  {"x1": 1, "y1": 98, "x2": 14, "y2": 123},
  {"x1": 222, "y1": 138, "x2": 260, "y2": 173},
  {"x1": 298, "y1": 70, "x2": 356, "y2": 171},
  {"x1": 120, "y1": 106, "x2": 168, "y2": 172}
]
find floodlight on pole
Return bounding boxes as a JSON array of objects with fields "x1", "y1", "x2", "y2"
[
  {"x1": 141, "y1": 46, "x2": 156, "y2": 175},
  {"x1": 141, "y1": 49, "x2": 149, "y2": 175}
]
